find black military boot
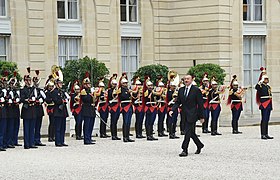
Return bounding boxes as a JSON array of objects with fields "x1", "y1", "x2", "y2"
[
  {"x1": 127, "y1": 126, "x2": 135, "y2": 142},
  {"x1": 123, "y1": 125, "x2": 128, "y2": 142},
  {"x1": 264, "y1": 121, "x2": 273, "y2": 139}
]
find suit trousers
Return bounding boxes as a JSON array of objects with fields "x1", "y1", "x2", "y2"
[{"x1": 181, "y1": 121, "x2": 203, "y2": 151}]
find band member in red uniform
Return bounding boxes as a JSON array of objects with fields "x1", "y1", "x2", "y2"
[
  {"x1": 143, "y1": 77, "x2": 158, "y2": 141},
  {"x1": 131, "y1": 76, "x2": 145, "y2": 138},
  {"x1": 208, "y1": 77, "x2": 224, "y2": 136},
  {"x1": 107, "y1": 74, "x2": 121, "y2": 140},
  {"x1": 155, "y1": 75, "x2": 168, "y2": 137},
  {"x1": 227, "y1": 75, "x2": 245, "y2": 134},
  {"x1": 95, "y1": 77, "x2": 110, "y2": 138},
  {"x1": 70, "y1": 80, "x2": 83, "y2": 140},
  {"x1": 255, "y1": 67, "x2": 273, "y2": 140},
  {"x1": 200, "y1": 73, "x2": 210, "y2": 133}
]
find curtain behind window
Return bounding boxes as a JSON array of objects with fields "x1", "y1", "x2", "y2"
[
  {"x1": 0, "y1": 0, "x2": 6, "y2": 16},
  {"x1": 68, "y1": 0, "x2": 78, "y2": 19},
  {"x1": 58, "y1": 38, "x2": 67, "y2": 67}
]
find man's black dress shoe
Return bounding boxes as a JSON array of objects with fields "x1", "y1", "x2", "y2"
[
  {"x1": 112, "y1": 136, "x2": 121, "y2": 140},
  {"x1": 195, "y1": 144, "x2": 204, "y2": 154},
  {"x1": 179, "y1": 151, "x2": 188, "y2": 157},
  {"x1": 35, "y1": 143, "x2": 46, "y2": 146},
  {"x1": 7, "y1": 145, "x2": 15, "y2": 148},
  {"x1": 84, "y1": 142, "x2": 95, "y2": 145},
  {"x1": 62, "y1": 144, "x2": 68, "y2": 146},
  {"x1": 30, "y1": 146, "x2": 38, "y2": 149}
]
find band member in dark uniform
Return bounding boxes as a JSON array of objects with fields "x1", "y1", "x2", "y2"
[
  {"x1": 52, "y1": 73, "x2": 69, "y2": 147},
  {"x1": 208, "y1": 77, "x2": 225, "y2": 136},
  {"x1": 255, "y1": 67, "x2": 273, "y2": 140},
  {"x1": 33, "y1": 70, "x2": 46, "y2": 146},
  {"x1": 131, "y1": 76, "x2": 145, "y2": 139},
  {"x1": 107, "y1": 74, "x2": 121, "y2": 140},
  {"x1": 20, "y1": 67, "x2": 38, "y2": 149},
  {"x1": 95, "y1": 78, "x2": 110, "y2": 138},
  {"x1": 45, "y1": 77, "x2": 55, "y2": 142},
  {"x1": 169, "y1": 75, "x2": 204, "y2": 157},
  {"x1": 227, "y1": 75, "x2": 245, "y2": 134},
  {"x1": 167, "y1": 80, "x2": 179, "y2": 139},
  {"x1": 155, "y1": 76, "x2": 168, "y2": 137},
  {"x1": 0, "y1": 71, "x2": 8, "y2": 151},
  {"x1": 200, "y1": 73, "x2": 210, "y2": 133},
  {"x1": 119, "y1": 75, "x2": 134, "y2": 142},
  {"x1": 143, "y1": 77, "x2": 158, "y2": 141},
  {"x1": 5, "y1": 72, "x2": 20, "y2": 148},
  {"x1": 70, "y1": 80, "x2": 83, "y2": 140},
  {"x1": 80, "y1": 73, "x2": 96, "y2": 145}
]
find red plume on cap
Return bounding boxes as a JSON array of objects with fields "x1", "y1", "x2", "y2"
[
  {"x1": 3, "y1": 70, "x2": 9, "y2": 77},
  {"x1": 227, "y1": 75, "x2": 237, "y2": 105},
  {"x1": 27, "y1": 67, "x2": 31, "y2": 74},
  {"x1": 35, "y1": 70, "x2": 40, "y2": 76},
  {"x1": 85, "y1": 71, "x2": 90, "y2": 78},
  {"x1": 258, "y1": 67, "x2": 266, "y2": 81},
  {"x1": 13, "y1": 71, "x2": 17, "y2": 77},
  {"x1": 156, "y1": 75, "x2": 163, "y2": 86},
  {"x1": 108, "y1": 73, "x2": 118, "y2": 89},
  {"x1": 142, "y1": 76, "x2": 150, "y2": 109}
]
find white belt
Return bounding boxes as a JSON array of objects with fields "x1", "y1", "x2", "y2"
[
  {"x1": 121, "y1": 100, "x2": 131, "y2": 104},
  {"x1": 134, "y1": 100, "x2": 142, "y2": 104},
  {"x1": 260, "y1": 96, "x2": 272, "y2": 99},
  {"x1": 109, "y1": 99, "x2": 118, "y2": 103},
  {"x1": 203, "y1": 97, "x2": 208, "y2": 100},
  {"x1": 158, "y1": 100, "x2": 165, "y2": 103},
  {"x1": 99, "y1": 101, "x2": 106, "y2": 104},
  {"x1": 231, "y1": 100, "x2": 242, "y2": 103},
  {"x1": 210, "y1": 101, "x2": 220, "y2": 104},
  {"x1": 146, "y1": 102, "x2": 156, "y2": 105}
]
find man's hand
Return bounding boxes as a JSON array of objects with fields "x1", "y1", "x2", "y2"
[
  {"x1": 169, "y1": 111, "x2": 173, "y2": 116},
  {"x1": 199, "y1": 118, "x2": 205, "y2": 124}
]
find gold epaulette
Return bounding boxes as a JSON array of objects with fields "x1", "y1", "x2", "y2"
[
  {"x1": 229, "y1": 89, "x2": 233, "y2": 95},
  {"x1": 144, "y1": 90, "x2": 149, "y2": 97},
  {"x1": 81, "y1": 89, "x2": 87, "y2": 96}
]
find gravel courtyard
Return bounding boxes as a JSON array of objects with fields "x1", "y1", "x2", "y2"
[{"x1": 0, "y1": 125, "x2": 279, "y2": 180}]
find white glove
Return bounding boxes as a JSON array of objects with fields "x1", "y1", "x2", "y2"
[
  {"x1": 32, "y1": 97, "x2": 36, "y2": 101},
  {"x1": 15, "y1": 98, "x2": 20, "y2": 103},
  {"x1": 8, "y1": 99, "x2": 13, "y2": 104},
  {"x1": 39, "y1": 98, "x2": 44, "y2": 103},
  {"x1": 0, "y1": 97, "x2": 4, "y2": 102}
]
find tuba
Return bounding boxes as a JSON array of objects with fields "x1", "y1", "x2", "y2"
[
  {"x1": 51, "y1": 65, "x2": 63, "y2": 82},
  {"x1": 168, "y1": 70, "x2": 180, "y2": 87}
]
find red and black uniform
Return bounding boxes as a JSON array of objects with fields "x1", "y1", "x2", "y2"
[
  {"x1": 255, "y1": 83, "x2": 272, "y2": 137},
  {"x1": 229, "y1": 88, "x2": 243, "y2": 133},
  {"x1": 166, "y1": 89, "x2": 179, "y2": 138},
  {"x1": 119, "y1": 86, "x2": 133, "y2": 142},
  {"x1": 143, "y1": 89, "x2": 158, "y2": 140},
  {"x1": 208, "y1": 89, "x2": 221, "y2": 135},
  {"x1": 96, "y1": 88, "x2": 109, "y2": 138},
  {"x1": 107, "y1": 88, "x2": 120, "y2": 139},
  {"x1": 45, "y1": 89, "x2": 55, "y2": 142},
  {"x1": 0, "y1": 87, "x2": 7, "y2": 150},
  {"x1": 70, "y1": 92, "x2": 82, "y2": 140},
  {"x1": 132, "y1": 86, "x2": 145, "y2": 138},
  {"x1": 200, "y1": 85, "x2": 210, "y2": 133},
  {"x1": 156, "y1": 87, "x2": 167, "y2": 137}
]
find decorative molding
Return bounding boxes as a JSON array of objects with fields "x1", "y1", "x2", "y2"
[
  {"x1": 121, "y1": 24, "x2": 141, "y2": 37},
  {"x1": 57, "y1": 21, "x2": 83, "y2": 36},
  {"x1": 0, "y1": 18, "x2": 11, "y2": 34},
  {"x1": 243, "y1": 22, "x2": 267, "y2": 36}
]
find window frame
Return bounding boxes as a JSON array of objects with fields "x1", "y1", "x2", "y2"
[
  {"x1": 58, "y1": 37, "x2": 81, "y2": 67},
  {"x1": 57, "y1": 0, "x2": 80, "y2": 22},
  {"x1": 243, "y1": 0, "x2": 265, "y2": 22},
  {"x1": 0, "y1": 36, "x2": 9, "y2": 61},
  {"x1": 121, "y1": 38, "x2": 140, "y2": 83},
  {"x1": 0, "y1": 0, "x2": 8, "y2": 18},
  {"x1": 120, "y1": 0, "x2": 139, "y2": 24}
]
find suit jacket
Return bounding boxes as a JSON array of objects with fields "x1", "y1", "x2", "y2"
[{"x1": 172, "y1": 85, "x2": 204, "y2": 123}]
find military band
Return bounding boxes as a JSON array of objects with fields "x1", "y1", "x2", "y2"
[{"x1": 0, "y1": 65, "x2": 276, "y2": 152}]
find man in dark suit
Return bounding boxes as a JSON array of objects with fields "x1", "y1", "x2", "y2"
[{"x1": 169, "y1": 75, "x2": 204, "y2": 157}]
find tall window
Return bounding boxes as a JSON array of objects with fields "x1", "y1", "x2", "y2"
[
  {"x1": 243, "y1": 36, "x2": 265, "y2": 114},
  {"x1": 121, "y1": 38, "x2": 140, "y2": 82},
  {"x1": 120, "y1": 0, "x2": 138, "y2": 23},
  {"x1": 0, "y1": 0, "x2": 7, "y2": 17},
  {"x1": 243, "y1": 0, "x2": 263, "y2": 21},
  {"x1": 57, "y1": 0, "x2": 78, "y2": 20},
  {"x1": 0, "y1": 36, "x2": 8, "y2": 61},
  {"x1": 58, "y1": 37, "x2": 81, "y2": 67}
]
